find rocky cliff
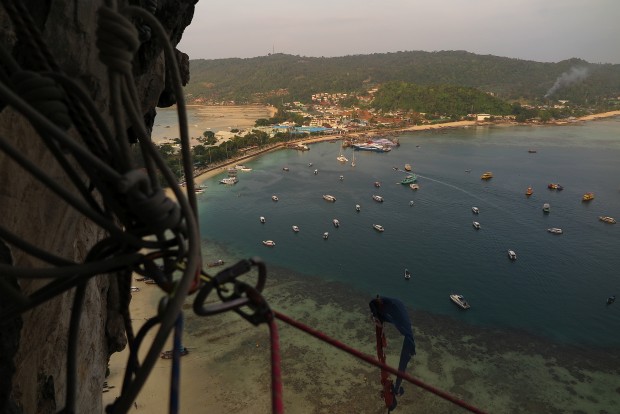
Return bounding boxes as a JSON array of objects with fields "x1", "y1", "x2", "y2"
[{"x1": 0, "y1": 1, "x2": 195, "y2": 412}]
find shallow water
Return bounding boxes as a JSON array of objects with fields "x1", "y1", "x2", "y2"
[{"x1": 186, "y1": 119, "x2": 620, "y2": 413}]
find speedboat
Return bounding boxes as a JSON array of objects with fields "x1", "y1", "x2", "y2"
[
  {"x1": 262, "y1": 240, "x2": 276, "y2": 247},
  {"x1": 472, "y1": 206, "x2": 479, "y2": 214},
  {"x1": 314, "y1": 169, "x2": 319, "y2": 175},
  {"x1": 404, "y1": 164, "x2": 412, "y2": 172},
  {"x1": 548, "y1": 183, "x2": 564, "y2": 190},
  {"x1": 374, "y1": 181, "x2": 381, "y2": 187},
  {"x1": 599, "y1": 216, "x2": 617, "y2": 224},
  {"x1": 607, "y1": 295, "x2": 616, "y2": 305},
  {"x1": 525, "y1": 186, "x2": 533, "y2": 196},
  {"x1": 409, "y1": 200, "x2": 414, "y2": 206},
  {"x1": 195, "y1": 188, "x2": 205, "y2": 194},
  {"x1": 472, "y1": 221, "x2": 480, "y2": 229},
  {"x1": 508, "y1": 250, "x2": 517, "y2": 260},
  {"x1": 260, "y1": 216, "x2": 266, "y2": 223},
  {"x1": 404, "y1": 269, "x2": 411, "y2": 280},
  {"x1": 542, "y1": 203, "x2": 550, "y2": 213},
  {"x1": 339, "y1": 175, "x2": 344, "y2": 181},
  {"x1": 480, "y1": 171, "x2": 493, "y2": 180},
  {"x1": 323, "y1": 194, "x2": 336, "y2": 202},
  {"x1": 337, "y1": 155, "x2": 348, "y2": 163},
  {"x1": 308, "y1": 163, "x2": 313, "y2": 167},
  {"x1": 272, "y1": 195, "x2": 279, "y2": 202},
  {"x1": 292, "y1": 225, "x2": 300, "y2": 232},
  {"x1": 528, "y1": 149, "x2": 537, "y2": 153},
  {"x1": 547, "y1": 228, "x2": 563, "y2": 234},
  {"x1": 373, "y1": 224, "x2": 384, "y2": 232},
  {"x1": 450, "y1": 294, "x2": 471, "y2": 310},
  {"x1": 410, "y1": 183, "x2": 419, "y2": 190},
  {"x1": 372, "y1": 195, "x2": 384, "y2": 202},
  {"x1": 582, "y1": 192, "x2": 594, "y2": 202},
  {"x1": 355, "y1": 204, "x2": 361, "y2": 212},
  {"x1": 333, "y1": 219, "x2": 340, "y2": 227},
  {"x1": 282, "y1": 167, "x2": 289, "y2": 171},
  {"x1": 219, "y1": 177, "x2": 238, "y2": 185},
  {"x1": 323, "y1": 232, "x2": 329, "y2": 239}
]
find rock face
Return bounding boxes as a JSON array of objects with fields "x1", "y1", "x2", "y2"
[{"x1": 0, "y1": 1, "x2": 195, "y2": 412}]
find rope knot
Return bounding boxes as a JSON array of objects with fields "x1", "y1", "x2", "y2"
[
  {"x1": 11, "y1": 71, "x2": 72, "y2": 131},
  {"x1": 119, "y1": 169, "x2": 182, "y2": 234},
  {"x1": 96, "y1": 6, "x2": 140, "y2": 73}
]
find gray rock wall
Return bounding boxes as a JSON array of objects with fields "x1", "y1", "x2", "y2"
[{"x1": 0, "y1": 1, "x2": 195, "y2": 412}]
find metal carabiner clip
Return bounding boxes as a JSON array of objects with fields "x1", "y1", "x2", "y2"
[{"x1": 193, "y1": 257, "x2": 266, "y2": 316}]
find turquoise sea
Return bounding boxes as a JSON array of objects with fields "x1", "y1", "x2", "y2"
[{"x1": 186, "y1": 119, "x2": 620, "y2": 413}]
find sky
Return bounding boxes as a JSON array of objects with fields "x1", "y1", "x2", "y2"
[{"x1": 178, "y1": 0, "x2": 620, "y2": 64}]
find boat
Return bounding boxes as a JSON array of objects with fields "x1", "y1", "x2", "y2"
[
  {"x1": 194, "y1": 188, "x2": 205, "y2": 194},
  {"x1": 404, "y1": 164, "x2": 412, "y2": 172},
  {"x1": 260, "y1": 216, "x2": 266, "y2": 223},
  {"x1": 472, "y1": 221, "x2": 480, "y2": 229},
  {"x1": 582, "y1": 192, "x2": 594, "y2": 202},
  {"x1": 207, "y1": 259, "x2": 225, "y2": 267},
  {"x1": 337, "y1": 155, "x2": 348, "y2": 162},
  {"x1": 373, "y1": 224, "x2": 385, "y2": 232},
  {"x1": 400, "y1": 174, "x2": 417, "y2": 185},
  {"x1": 472, "y1": 206, "x2": 480, "y2": 214},
  {"x1": 548, "y1": 183, "x2": 564, "y2": 190},
  {"x1": 314, "y1": 169, "x2": 319, "y2": 175},
  {"x1": 262, "y1": 240, "x2": 276, "y2": 247},
  {"x1": 351, "y1": 152, "x2": 356, "y2": 167},
  {"x1": 508, "y1": 250, "x2": 517, "y2": 260},
  {"x1": 404, "y1": 269, "x2": 411, "y2": 280},
  {"x1": 409, "y1": 200, "x2": 414, "y2": 206},
  {"x1": 323, "y1": 232, "x2": 329, "y2": 239},
  {"x1": 542, "y1": 203, "x2": 550, "y2": 213},
  {"x1": 272, "y1": 195, "x2": 279, "y2": 202},
  {"x1": 607, "y1": 295, "x2": 616, "y2": 305},
  {"x1": 449, "y1": 294, "x2": 471, "y2": 310},
  {"x1": 409, "y1": 183, "x2": 419, "y2": 190},
  {"x1": 525, "y1": 186, "x2": 533, "y2": 196},
  {"x1": 374, "y1": 181, "x2": 381, "y2": 187},
  {"x1": 130, "y1": 286, "x2": 140, "y2": 292},
  {"x1": 339, "y1": 175, "x2": 344, "y2": 181},
  {"x1": 292, "y1": 225, "x2": 300, "y2": 232},
  {"x1": 528, "y1": 149, "x2": 537, "y2": 153},
  {"x1": 599, "y1": 216, "x2": 617, "y2": 224},
  {"x1": 547, "y1": 228, "x2": 563, "y2": 234},
  {"x1": 322, "y1": 194, "x2": 336, "y2": 202},
  {"x1": 480, "y1": 171, "x2": 493, "y2": 180},
  {"x1": 352, "y1": 143, "x2": 392, "y2": 152},
  {"x1": 372, "y1": 195, "x2": 384, "y2": 202},
  {"x1": 355, "y1": 204, "x2": 361, "y2": 212},
  {"x1": 308, "y1": 163, "x2": 313, "y2": 167},
  {"x1": 160, "y1": 347, "x2": 189, "y2": 359},
  {"x1": 282, "y1": 167, "x2": 289, "y2": 171},
  {"x1": 219, "y1": 177, "x2": 238, "y2": 185},
  {"x1": 333, "y1": 219, "x2": 340, "y2": 228}
]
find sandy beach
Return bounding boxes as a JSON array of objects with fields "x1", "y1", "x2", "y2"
[{"x1": 102, "y1": 109, "x2": 620, "y2": 413}]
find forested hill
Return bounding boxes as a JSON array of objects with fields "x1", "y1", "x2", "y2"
[{"x1": 186, "y1": 51, "x2": 620, "y2": 105}]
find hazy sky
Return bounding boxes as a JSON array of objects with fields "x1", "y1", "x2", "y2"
[{"x1": 178, "y1": 0, "x2": 620, "y2": 64}]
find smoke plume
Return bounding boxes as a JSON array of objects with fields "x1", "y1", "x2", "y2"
[{"x1": 544, "y1": 66, "x2": 589, "y2": 98}]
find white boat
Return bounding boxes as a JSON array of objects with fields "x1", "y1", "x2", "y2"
[
  {"x1": 333, "y1": 219, "x2": 340, "y2": 227},
  {"x1": 410, "y1": 184, "x2": 419, "y2": 190},
  {"x1": 372, "y1": 195, "x2": 384, "y2": 203},
  {"x1": 308, "y1": 163, "x2": 313, "y2": 167},
  {"x1": 337, "y1": 155, "x2": 348, "y2": 163},
  {"x1": 272, "y1": 195, "x2": 279, "y2": 201},
  {"x1": 355, "y1": 204, "x2": 361, "y2": 212},
  {"x1": 542, "y1": 203, "x2": 550, "y2": 213},
  {"x1": 351, "y1": 152, "x2": 356, "y2": 167},
  {"x1": 292, "y1": 225, "x2": 300, "y2": 232},
  {"x1": 323, "y1": 194, "x2": 336, "y2": 202},
  {"x1": 508, "y1": 250, "x2": 517, "y2": 260},
  {"x1": 547, "y1": 228, "x2": 563, "y2": 234},
  {"x1": 472, "y1": 206, "x2": 479, "y2": 214},
  {"x1": 374, "y1": 181, "x2": 381, "y2": 187},
  {"x1": 314, "y1": 169, "x2": 319, "y2": 175},
  {"x1": 450, "y1": 294, "x2": 471, "y2": 310},
  {"x1": 260, "y1": 216, "x2": 266, "y2": 223},
  {"x1": 219, "y1": 177, "x2": 238, "y2": 185},
  {"x1": 409, "y1": 200, "x2": 414, "y2": 207},
  {"x1": 373, "y1": 224, "x2": 385, "y2": 232},
  {"x1": 194, "y1": 188, "x2": 205, "y2": 194},
  {"x1": 339, "y1": 175, "x2": 344, "y2": 181},
  {"x1": 262, "y1": 240, "x2": 276, "y2": 247},
  {"x1": 404, "y1": 269, "x2": 411, "y2": 280},
  {"x1": 282, "y1": 167, "x2": 289, "y2": 171},
  {"x1": 599, "y1": 216, "x2": 617, "y2": 224},
  {"x1": 323, "y1": 232, "x2": 329, "y2": 239},
  {"x1": 473, "y1": 221, "x2": 480, "y2": 229}
]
